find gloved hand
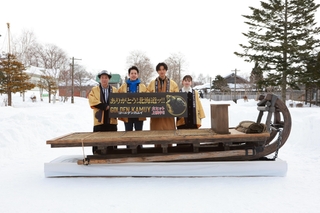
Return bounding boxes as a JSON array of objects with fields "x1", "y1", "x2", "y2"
[{"x1": 95, "y1": 110, "x2": 103, "y2": 122}]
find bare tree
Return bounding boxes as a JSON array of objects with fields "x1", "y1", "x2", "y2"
[
  {"x1": 205, "y1": 74, "x2": 211, "y2": 84},
  {"x1": 36, "y1": 43, "x2": 69, "y2": 73},
  {"x1": 196, "y1": 73, "x2": 206, "y2": 85},
  {"x1": 74, "y1": 65, "x2": 94, "y2": 92},
  {"x1": 12, "y1": 29, "x2": 39, "y2": 67},
  {"x1": 164, "y1": 52, "x2": 186, "y2": 87},
  {"x1": 8, "y1": 29, "x2": 73, "y2": 102},
  {"x1": 58, "y1": 67, "x2": 72, "y2": 99},
  {"x1": 58, "y1": 64, "x2": 94, "y2": 100},
  {"x1": 35, "y1": 43, "x2": 69, "y2": 102},
  {"x1": 126, "y1": 50, "x2": 154, "y2": 85}
]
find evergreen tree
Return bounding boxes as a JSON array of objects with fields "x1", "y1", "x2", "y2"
[
  {"x1": 235, "y1": 0, "x2": 320, "y2": 102},
  {"x1": 303, "y1": 52, "x2": 320, "y2": 103},
  {"x1": 212, "y1": 75, "x2": 230, "y2": 92},
  {"x1": 307, "y1": 52, "x2": 320, "y2": 86},
  {"x1": 250, "y1": 61, "x2": 264, "y2": 91},
  {"x1": 0, "y1": 54, "x2": 35, "y2": 106}
]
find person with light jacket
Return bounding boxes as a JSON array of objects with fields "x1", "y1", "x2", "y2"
[
  {"x1": 118, "y1": 66, "x2": 147, "y2": 131},
  {"x1": 147, "y1": 62, "x2": 179, "y2": 131},
  {"x1": 88, "y1": 70, "x2": 118, "y2": 154},
  {"x1": 176, "y1": 75, "x2": 205, "y2": 129}
]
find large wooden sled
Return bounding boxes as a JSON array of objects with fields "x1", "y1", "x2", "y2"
[{"x1": 45, "y1": 94, "x2": 291, "y2": 177}]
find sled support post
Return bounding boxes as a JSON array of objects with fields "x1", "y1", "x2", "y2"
[{"x1": 211, "y1": 104, "x2": 230, "y2": 134}]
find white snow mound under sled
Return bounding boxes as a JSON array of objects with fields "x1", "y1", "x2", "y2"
[{"x1": 44, "y1": 155, "x2": 287, "y2": 177}]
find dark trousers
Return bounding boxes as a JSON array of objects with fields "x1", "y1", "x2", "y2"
[
  {"x1": 124, "y1": 118, "x2": 143, "y2": 131},
  {"x1": 177, "y1": 124, "x2": 197, "y2": 129},
  {"x1": 93, "y1": 124, "x2": 117, "y2": 132}
]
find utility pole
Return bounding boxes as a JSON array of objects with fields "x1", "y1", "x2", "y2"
[
  {"x1": 71, "y1": 57, "x2": 82, "y2": 104},
  {"x1": 231, "y1": 68, "x2": 240, "y2": 103},
  {"x1": 7, "y1": 23, "x2": 11, "y2": 54},
  {"x1": 209, "y1": 77, "x2": 212, "y2": 101}
]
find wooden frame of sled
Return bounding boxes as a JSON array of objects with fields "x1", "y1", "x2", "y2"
[{"x1": 46, "y1": 94, "x2": 292, "y2": 165}]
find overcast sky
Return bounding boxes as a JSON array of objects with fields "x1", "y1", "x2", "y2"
[{"x1": 1, "y1": 0, "x2": 320, "y2": 81}]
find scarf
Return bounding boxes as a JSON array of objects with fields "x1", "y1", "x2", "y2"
[{"x1": 126, "y1": 78, "x2": 140, "y2": 93}]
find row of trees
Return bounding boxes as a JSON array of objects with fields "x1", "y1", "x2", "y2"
[
  {"x1": 0, "y1": 31, "x2": 207, "y2": 106},
  {"x1": 125, "y1": 50, "x2": 210, "y2": 88},
  {"x1": 212, "y1": 50, "x2": 320, "y2": 96},
  {"x1": 0, "y1": 30, "x2": 94, "y2": 106},
  {"x1": 0, "y1": 39, "x2": 194, "y2": 106}
]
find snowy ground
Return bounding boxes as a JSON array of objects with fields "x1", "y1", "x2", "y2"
[{"x1": 0, "y1": 92, "x2": 319, "y2": 213}]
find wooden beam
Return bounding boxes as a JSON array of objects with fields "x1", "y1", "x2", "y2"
[{"x1": 77, "y1": 149, "x2": 254, "y2": 165}]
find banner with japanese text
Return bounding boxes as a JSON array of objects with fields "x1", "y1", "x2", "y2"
[{"x1": 109, "y1": 93, "x2": 187, "y2": 118}]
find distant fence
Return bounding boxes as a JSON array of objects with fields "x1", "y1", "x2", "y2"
[{"x1": 202, "y1": 91, "x2": 305, "y2": 102}]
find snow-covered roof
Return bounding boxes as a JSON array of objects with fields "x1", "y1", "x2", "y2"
[
  {"x1": 228, "y1": 83, "x2": 251, "y2": 89},
  {"x1": 83, "y1": 79, "x2": 99, "y2": 86},
  {"x1": 24, "y1": 66, "x2": 46, "y2": 76},
  {"x1": 194, "y1": 83, "x2": 210, "y2": 90}
]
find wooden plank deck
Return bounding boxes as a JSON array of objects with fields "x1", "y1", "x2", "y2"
[{"x1": 47, "y1": 128, "x2": 270, "y2": 148}]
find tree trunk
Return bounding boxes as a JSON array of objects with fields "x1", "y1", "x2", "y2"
[
  {"x1": 7, "y1": 90, "x2": 12, "y2": 106},
  {"x1": 281, "y1": 73, "x2": 287, "y2": 104}
]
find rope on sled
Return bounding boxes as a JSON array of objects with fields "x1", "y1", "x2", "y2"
[
  {"x1": 81, "y1": 138, "x2": 89, "y2": 165},
  {"x1": 79, "y1": 134, "x2": 94, "y2": 165}
]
